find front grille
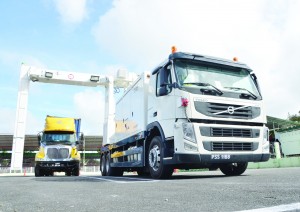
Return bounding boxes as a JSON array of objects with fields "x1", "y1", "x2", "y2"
[
  {"x1": 47, "y1": 148, "x2": 69, "y2": 159},
  {"x1": 212, "y1": 142, "x2": 252, "y2": 151},
  {"x1": 194, "y1": 102, "x2": 260, "y2": 119},
  {"x1": 200, "y1": 127, "x2": 260, "y2": 138},
  {"x1": 212, "y1": 128, "x2": 252, "y2": 137},
  {"x1": 203, "y1": 142, "x2": 258, "y2": 151},
  {"x1": 209, "y1": 103, "x2": 252, "y2": 118}
]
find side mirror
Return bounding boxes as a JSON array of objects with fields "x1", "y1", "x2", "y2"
[
  {"x1": 80, "y1": 133, "x2": 84, "y2": 142},
  {"x1": 37, "y1": 132, "x2": 42, "y2": 145},
  {"x1": 159, "y1": 67, "x2": 169, "y2": 87},
  {"x1": 158, "y1": 86, "x2": 168, "y2": 96},
  {"x1": 158, "y1": 66, "x2": 172, "y2": 96}
]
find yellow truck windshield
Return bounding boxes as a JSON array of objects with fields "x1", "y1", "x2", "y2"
[{"x1": 42, "y1": 133, "x2": 76, "y2": 145}]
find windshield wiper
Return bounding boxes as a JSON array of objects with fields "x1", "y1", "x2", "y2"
[
  {"x1": 183, "y1": 82, "x2": 223, "y2": 95},
  {"x1": 224, "y1": 87, "x2": 257, "y2": 99},
  {"x1": 43, "y1": 140, "x2": 72, "y2": 145},
  {"x1": 43, "y1": 141, "x2": 57, "y2": 145},
  {"x1": 61, "y1": 141, "x2": 73, "y2": 145}
]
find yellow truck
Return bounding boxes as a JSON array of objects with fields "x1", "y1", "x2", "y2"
[{"x1": 35, "y1": 116, "x2": 83, "y2": 177}]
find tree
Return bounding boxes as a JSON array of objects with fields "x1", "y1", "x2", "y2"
[{"x1": 288, "y1": 111, "x2": 300, "y2": 122}]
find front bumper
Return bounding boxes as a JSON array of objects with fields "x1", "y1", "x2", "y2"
[
  {"x1": 35, "y1": 161, "x2": 79, "y2": 172},
  {"x1": 164, "y1": 153, "x2": 270, "y2": 167}
]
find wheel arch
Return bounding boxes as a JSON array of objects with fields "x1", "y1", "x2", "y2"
[
  {"x1": 146, "y1": 121, "x2": 165, "y2": 145},
  {"x1": 146, "y1": 122, "x2": 173, "y2": 158}
]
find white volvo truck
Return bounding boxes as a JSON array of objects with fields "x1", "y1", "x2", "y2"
[{"x1": 100, "y1": 50, "x2": 270, "y2": 179}]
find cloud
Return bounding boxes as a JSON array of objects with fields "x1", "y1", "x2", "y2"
[
  {"x1": 25, "y1": 111, "x2": 43, "y2": 134},
  {"x1": 92, "y1": 0, "x2": 270, "y2": 68},
  {"x1": 0, "y1": 108, "x2": 16, "y2": 134},
  {"x1": 92, "y1": 0, "x2": 300, "y2": 119},
  {"x1": 73, "y1": 89, "x2": 105, "y2": 135},
  {"x1": 0, "y1": 108, "x2": 41, "y2": 134},
  {"x1": 53, "y1": 0, "x2": 88, "y2": 25},
  {"x1": 0, "y1": 50, "x2": 46, "y2": 70},
  {"x1": 1, "y1": 89, "x2": 106, "y2": 136}
]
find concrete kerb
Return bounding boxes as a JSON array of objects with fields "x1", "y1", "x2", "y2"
[
  {"x1": 0, "y1": 166, "x2": 101, "y2": 176},
  {"x1": 248, "y1": 157, "x2": 300, "y2": 169},
  {"x1": 0, "y1": 171, "x2": 101, "y2": 177}
]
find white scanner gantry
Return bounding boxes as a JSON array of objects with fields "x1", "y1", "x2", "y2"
[{"x1": 10, "y1": 64, "x2": 136, "y2": 172}]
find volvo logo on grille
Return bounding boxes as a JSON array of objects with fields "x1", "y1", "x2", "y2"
[{"x1": 227, "y1": 106, "x2": 235, "y2": 114}]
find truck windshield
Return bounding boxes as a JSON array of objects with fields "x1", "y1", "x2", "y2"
[
  {"x1": 42, "y1": 133, "x2": 76, "y2": 145},
  {"x1": 174, "y1": 60, "x2": 261, "y2": 99}
]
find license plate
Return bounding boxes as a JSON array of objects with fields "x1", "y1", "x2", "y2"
[{"x1": 211, "y1": 154, "x2": 231, "y2": 160}]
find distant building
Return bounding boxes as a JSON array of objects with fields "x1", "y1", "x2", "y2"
[
  {"x1": 267, "y1": 116, "x2": 300, "y2": 157},
  {"x1": 0, "y1": 134, "x2": 102, "y2": 151}
]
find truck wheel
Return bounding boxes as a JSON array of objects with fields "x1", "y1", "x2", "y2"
[
  {"x1": 137, "y1": 168, "x2": 150, "y2": 177},
  {"x1": 73, "y1": 168, "x2": 80, "y2": 176},
  {"x1": 100, "y1": 154, "x2": 107, "y2": 176},
  {"x1": 106, "y1": 153, "x2": 123, "y2": 176},
  {"x1": 148, "y1": 136, "x2": 173, "y2": 179},
  {"x1": 35, "y1": 166, "x2": 40, "y2": 177},
  {"x1": 220, "y1": 162, "x2": 248, "y2": 176}
]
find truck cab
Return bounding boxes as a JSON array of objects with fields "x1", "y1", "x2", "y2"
[
  {"x1": 35, "y1": 116, "x2": 83, "y2": 177},
  {"x1": 147, "y1": 52, "x2": 269, "y2": 177}
]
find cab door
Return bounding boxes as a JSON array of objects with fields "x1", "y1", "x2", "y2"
[{"x1": 148, "y1": 64, "x2": 176, "y2": 138}]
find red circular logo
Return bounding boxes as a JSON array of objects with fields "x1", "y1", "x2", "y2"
[{"x1": 68, "y1": 74, "x2": 74, "y2": 80}]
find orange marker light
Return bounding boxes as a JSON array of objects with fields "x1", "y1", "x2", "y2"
[
  {"x1": 171, "y1": 46, "x2": 177, "y2": 54},
  {"x1": 233, "y1": 57, "x2": 238, "y2": 62}
]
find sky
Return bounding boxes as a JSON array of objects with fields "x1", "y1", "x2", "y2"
[{"x1": 0, "y1": 0, "x2": 299, "y2": 135}]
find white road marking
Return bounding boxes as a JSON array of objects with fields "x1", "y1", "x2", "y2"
[
  {"x1": 237, "y1": 202, "x2": 300, "y2": 212},
  {"x1": 80, "y1": 176, "x2": 160, "y2": 184}
]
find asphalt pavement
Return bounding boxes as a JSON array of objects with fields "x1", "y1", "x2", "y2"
[{"x1": 0, "y1": 168, "x2": 300, "y2": 212}]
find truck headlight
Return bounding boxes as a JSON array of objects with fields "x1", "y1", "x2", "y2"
[
  {"x1": 184, "y1": 142, "x2": 198, "y2": 152},
  {"x1": 263, "y1": 127, "x2": 269, "y2": 144},
  {"x1": 262, "y1": 127, "x2": 269, "y2": 153},
  {"x1": 182, "y1": 123, "x2": 196, "y2": 143},
  {"x1": 264, "y1": 127, "x2": 269, "y2": 141}
]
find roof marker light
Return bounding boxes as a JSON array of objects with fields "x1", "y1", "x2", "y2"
[
  {"x1": 171, "y1": 46, "x2": 177, "y2": 54},
  {"x1": 233, "y1": 57, "x2": 238, "y2": 62}
]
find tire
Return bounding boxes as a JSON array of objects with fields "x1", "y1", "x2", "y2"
[
  {"x1": 65, "y1": 171, "x2": 72, "y2": 176},
  {"x1": 220, "y1": 162, "x2": 248, "y2": 176},
  {"x1": 100, "y1": 154, "x2": 107, "y2": 176},
  {"x1": 34, "y1": 166, "x2": 40, "y2": 177},
  {"x1": 136, "y1": 168, "x2": 150, "y2": 177},
  {"x1": 72, "y1": 168, "x2": 80, "y2": 176},
  {"x1": 148, "y1": 136, "x2": 173, "y2": 179},
  {"x1": 106, "y1": 153, "x2": 123, "y2": 176},
  {"x1": 45, "y1": 170, "x2": 53, "y2": 176}
]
